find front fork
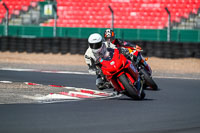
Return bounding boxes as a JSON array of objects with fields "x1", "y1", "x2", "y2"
[
  {"x1": 135, "y1": 52, "x2": 152, "y2": 75},
  {"x1": 127, "y1": 63, "x2": 143, "y2": 94}
]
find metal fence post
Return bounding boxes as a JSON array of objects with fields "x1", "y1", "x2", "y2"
[
  {"x1": 108, "y1": 5, "x2": 114, "y2": 30},
  {"x1": 165, "y1": 7, "x2": 171, "y2": 42},
  {"x1": 53, "y1": 4, "x2": 57, "y2": 37},
  {"x1": 2, "y1": 2, "x2": 9, "y2": 36}
]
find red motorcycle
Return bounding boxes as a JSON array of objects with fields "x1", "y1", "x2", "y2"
[{"x1": 97, "y1": 48, "x2": 145, "y2": 100}]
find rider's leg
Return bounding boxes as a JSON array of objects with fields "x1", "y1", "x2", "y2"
[{"x1": 96, "y1": 74, "x2": 105, "y2": 90}]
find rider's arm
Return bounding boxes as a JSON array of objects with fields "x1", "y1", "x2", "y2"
[
  {"x1": 118, "y1": 47, "x2": 130, "y2": 58},
  {"x1": 117, "y1": 39, "x2": 136, "y2": 47},
  {"x1": 84, "y1": 48, "x2": 97, "y2": 74},
  {"x1": 115, "y1": 39, "x2": 141, "y2": 51}
]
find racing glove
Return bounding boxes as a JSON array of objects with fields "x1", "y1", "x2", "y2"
[
  {"x1": 118, "y1": 47, "x2": 133, "y2": 61},
  {"x1": 88, "y1": 64, "x2": 96, "y2": 74}
]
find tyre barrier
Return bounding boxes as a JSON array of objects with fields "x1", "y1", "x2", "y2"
[
  {"x1": 52, "y1": 38, "x2": 60, "y2": 54},
  {"x1": 17, "y1": 38, "x2": 25, "y2": 53},
  {"x1": 43, "y1": 38, "x2": 52, "y2": 54},
  {"x1": 69, "y1": 38, "x2": 79, "y2": 54},
  {"x1": 0, "y1": 37, "x2": 9, "y2": 52},
  {"x1": 35, "y1": 38, "x2": 43, "y2": 53},
  {"x1": 0, "y1": 36, "x2": 199, "y2": 58},
  {"x1": 26, "y1": 38, "x2": 35, "y2": 53},
  {"x1": 79, "y1": 39, "x2": 88, "y2": 55},
  {"x1": 60, "y1": 38, "x2": 70, "y2": 54}
]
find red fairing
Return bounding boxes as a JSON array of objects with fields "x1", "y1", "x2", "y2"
[
  {"x1": 100, "y1": 49, "x2": 129, "y2": 78},
  {"x1": 133, "y1": 50, "x2": 138, "y2": 56},
  {"x1": 99, "y1": 49, "x2": 138, "y2": 91}
]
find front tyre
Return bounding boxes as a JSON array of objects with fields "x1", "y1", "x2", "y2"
[
  {"x1": 140, "y1": 69, "x2": 158, "y2": 90},
  {"x1": 119, "y1": 74, "x2": 144, "y2": 100}
]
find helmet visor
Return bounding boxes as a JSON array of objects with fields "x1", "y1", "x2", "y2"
[
  {"x1": 89, "y1": 41, "x2": 102, "y2": 49},
  {"x1": 92, "y1": 43, "x2": 106, "y2": 58}
]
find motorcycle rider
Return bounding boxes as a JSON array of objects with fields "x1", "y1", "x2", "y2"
[
  {"x1": 104, "y1": 29, "x2": 142, "y2": 51},
  {"x1": 84, "y1": 33, "x2": 141, "y2": 90},
  {"x1": 104, "y1": 29, "x2": 152, "y2": 74},
  {"x1": 84, "y1": 33, "x2": 116, "y2": 90},
  {"x1": 84, "y1": 33, "x2": 116, "y2": 73}
]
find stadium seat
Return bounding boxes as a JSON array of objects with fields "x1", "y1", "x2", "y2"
[
  {"x1": 1, "y1": 0, "x2": 199, "y2": 29},
  {"x1": 0, "y1": 0, "x2": 45, "y2": 24},
  {"x1": 41, "y1": 0, "x2": 200, "y2": 29}
]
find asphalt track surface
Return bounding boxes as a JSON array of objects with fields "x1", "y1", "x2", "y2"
[{"x1": 0, "y1": 70, "x2": 200, "y2": 133}]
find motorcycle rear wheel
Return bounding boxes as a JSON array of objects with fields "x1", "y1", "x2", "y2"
[{"x1": 119, "y1": 74, "x2": 144, "y2": 100}]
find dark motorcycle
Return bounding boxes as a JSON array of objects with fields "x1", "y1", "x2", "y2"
[{"x1": 128, "y1": 47, "x2": 158, "y2": 90}]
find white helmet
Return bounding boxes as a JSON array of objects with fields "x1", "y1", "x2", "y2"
[{"x1": 88, "y1": 33, "x2": 106, "y2": 57}]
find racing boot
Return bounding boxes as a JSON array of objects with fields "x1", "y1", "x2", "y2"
[
  {"x1": 96, "y1": 75, "x2": 111, "y2": 90},
  {"x1": 96, "y1": 75, "x2": 105, "y2": 90}
]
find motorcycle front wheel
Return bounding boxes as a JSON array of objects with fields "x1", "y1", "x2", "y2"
[
  {"x1": 140, "y1": 69, "x2": 158, "y2": 90},
  {"x1": 118, "y1": 74, "x2": 144, "y2": 100}
]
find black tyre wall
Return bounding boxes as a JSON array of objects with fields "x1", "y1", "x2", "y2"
[
  {"x1": 60, "y1": 38, "x2": 70, "y2": 54},
  {"x1": 26, "y1": 38, "x2": 34, "y2": 53},
  {"x1": 0, "y1": 36, "x2": 199, "y2": 58}
]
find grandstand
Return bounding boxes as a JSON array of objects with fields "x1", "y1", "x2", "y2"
[
  {"x1": 41, "y1": 0, "x2": 200, "y2": 29},
  {"x1": 0, "y1": 0, "x2": 200, "y2": 29},
  {"x1": 0, "y1": 0, "x2": 199, "y2": 57},
  {"x1": 0, "y1": 0, "x2": 44, "y2": 25}
]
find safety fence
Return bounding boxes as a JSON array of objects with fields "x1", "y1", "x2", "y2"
[
  {"x1": 0, "y1": 25, "x2": 200, "y2": 42},
  {"x1": 0, "y1": 36, "x2": 200, "y2": 58}
]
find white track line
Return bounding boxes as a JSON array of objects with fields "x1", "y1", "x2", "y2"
[
  {"x1": 0, "y1": 68, "x2": 89, "y2": 75},
  {"x1": 22, "y1": 94, "x2": 80, "y2": 100},
  {"x1": 0, "y1": 81, "x2": 13, "y2": 83},
  {"x1": 0, "y1": 68, "x2": 35, "y2": 72},
  {"x1": 0, "y1": 67, "x2": 199, "y2": 80},
  {"x1": 154, "y1": 75, "x2": 200, "y2": 80}
]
